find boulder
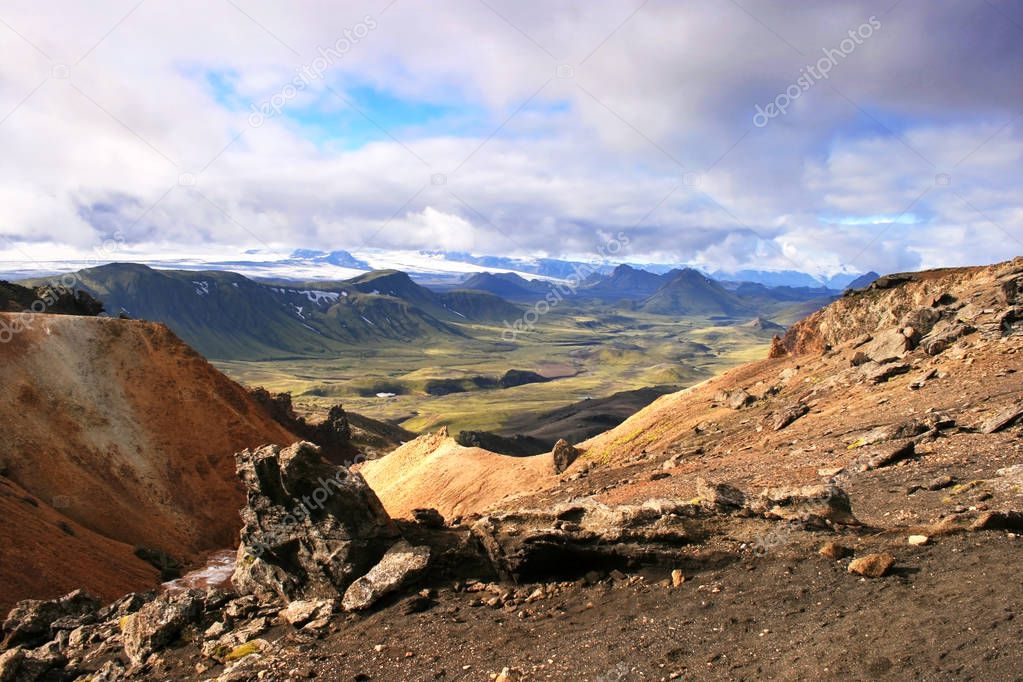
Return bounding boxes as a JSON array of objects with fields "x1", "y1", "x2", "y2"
[
  {"x1": 342, "y1": 541, "x2": 431, "y2": 611},
  {"x1": 231, "y1": 442, "x2": 400, "y2": 603},
  {"x1": 847, "y1": 553, "x2": 895, "y2": 578},
  {"x1": 2, "y1": 589, "x2": 100, "y2": 649},
  {"x1": 552, "y1": 439, "x2": 581, "y2": 474},
  {"x1": 121, "y1": 589, "x2": 203, "y2": 665}
]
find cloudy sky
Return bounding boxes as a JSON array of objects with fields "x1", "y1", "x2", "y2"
[{"x1": 1, "y1": 0, "x2": 1021, "y2": 275}]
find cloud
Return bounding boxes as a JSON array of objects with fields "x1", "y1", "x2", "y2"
[{"x1": 0, "y1": 0, "x2": 1020, "y2": 275}]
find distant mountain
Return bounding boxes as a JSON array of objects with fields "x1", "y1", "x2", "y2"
[
  {"x1": 578, "y1": 264, "x2": 667, "y2": 300},
  {"x1": 461, "y1": 272, "x2": 549, "y2": 300},
  {"x1": 845, "y1": 271, "x2": 880, "y2": 290},
  {"x1": 21, "y1": 264, "x2": 520, "y2": 360},
  {"x1": 290, "y1": 249, "x2": 370, "y2": 269},
  {"x1": 641, "y1": 268, "x2": 752, "y2": 316}
]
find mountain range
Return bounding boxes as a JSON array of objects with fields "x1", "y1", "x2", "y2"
[
  {"x1": 22, "y1": 264, "x2": 520, "y2": 360},
  {"x1": 16, "y1": 261, "x2": 859, "y2": 361}
]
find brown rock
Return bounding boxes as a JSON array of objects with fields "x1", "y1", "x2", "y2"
[
  {"x1": 818, "y1": 542, "x2": 853, "y2": 560},
  {"x1": 847, "y1": 553, "x2": 895, "y2": 578}
]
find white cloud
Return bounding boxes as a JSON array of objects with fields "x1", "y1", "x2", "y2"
[{"x1": 0, "y1": 0, "x2": 1020, "y2": 275}]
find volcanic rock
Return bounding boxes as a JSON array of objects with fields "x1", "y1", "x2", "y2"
[
  {"x1": 231, "y1": 442, "x2": 399, "y2": 603},
  {"x1": 121, "y1": 589, "x2": 203, "y2": 665},
  {"x1": 2, "y1": 589, "x2": 100, "y2": 649}
]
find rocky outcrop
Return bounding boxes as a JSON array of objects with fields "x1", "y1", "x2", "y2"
[
  {"x1": 780, "y1": 259, "x2": 1023, "y2": 356},
  {"x1": 471, "y1": 499, "x2": 702, "y2": 582},
  {"x1": 341, "y1": 541, "x2": 431, "y2": 611},
  {"x1": 231, "y1": 442, "x2": 399, "y2": 603},
  {"x1": 1, "y1": 590, "x2": 100, "y2": 649},
  {"x1": 749, "y1": 484, "x2": 858, "y2": 528},
  {"x1": 248, "y1": 389, "x2": 354, "y2": 462}
]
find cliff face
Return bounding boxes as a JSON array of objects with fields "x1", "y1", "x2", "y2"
[{"x1": 0, "y1": 314, "x2": 297, "y2": 611}]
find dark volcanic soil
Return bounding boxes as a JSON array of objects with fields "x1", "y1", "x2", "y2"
[{"x1": 148, "y1": 531, "x2": 1023, "y2": 681}]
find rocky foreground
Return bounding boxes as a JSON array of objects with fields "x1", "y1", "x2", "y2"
[{"x1": 3, "y1": 258, "x2": 1023, "y2": 681}]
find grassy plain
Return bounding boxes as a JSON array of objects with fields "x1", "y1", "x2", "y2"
[{"x1": 213, "y1": 305, "x2": 775, "y2": 435}]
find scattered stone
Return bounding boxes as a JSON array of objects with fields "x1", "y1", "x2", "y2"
[
  {"x1": 649, "y1": 472, "x2": 670, "y2": 481},
  {"x1": 847, "y1": 553, "x2": 895, "y2": 578},
  {"x1": 925, "y1": 475, "x2": 954, "y2": 491},
  {"x1": 908, "y1": 535, "x2": 930, "y2": 546},
  {"x1": 818, "y1": 542, "x2": 853, "y2": 560},
  {"x1": 696, "y1": 477, "x2": 746, "y2": 509},
  {"x1": 279, "y1": 599, "x2": 334, "y2": 628},
  {"x1": 817, "y1": 466, "x2": 844, "y2": 478},
  {"x1": 231, "y1": 441, "x2": 400, "y2": 603},
  {"x1": 411, "y1": 508, "x2": 446, "y2": 528},
  {"x1": 670, "y1": 569, "x2": 686, "y2": 588},
  {"x1": 978, "y1": 403, "x2": 1023, "y2": 434},
  {"x1": 552, "y1": 439, "x2": 581, "y2": 474},
  {"x1": 342, "y1": 541, "x2": 431, "y2": 611},
  {"x1": 772, "y1": 404, "x2": 809, "y2": 431}
]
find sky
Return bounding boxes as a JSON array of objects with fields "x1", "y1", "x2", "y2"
[{"x1": 1, "y1": 0, "x2": 1022, "y2": 276}]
